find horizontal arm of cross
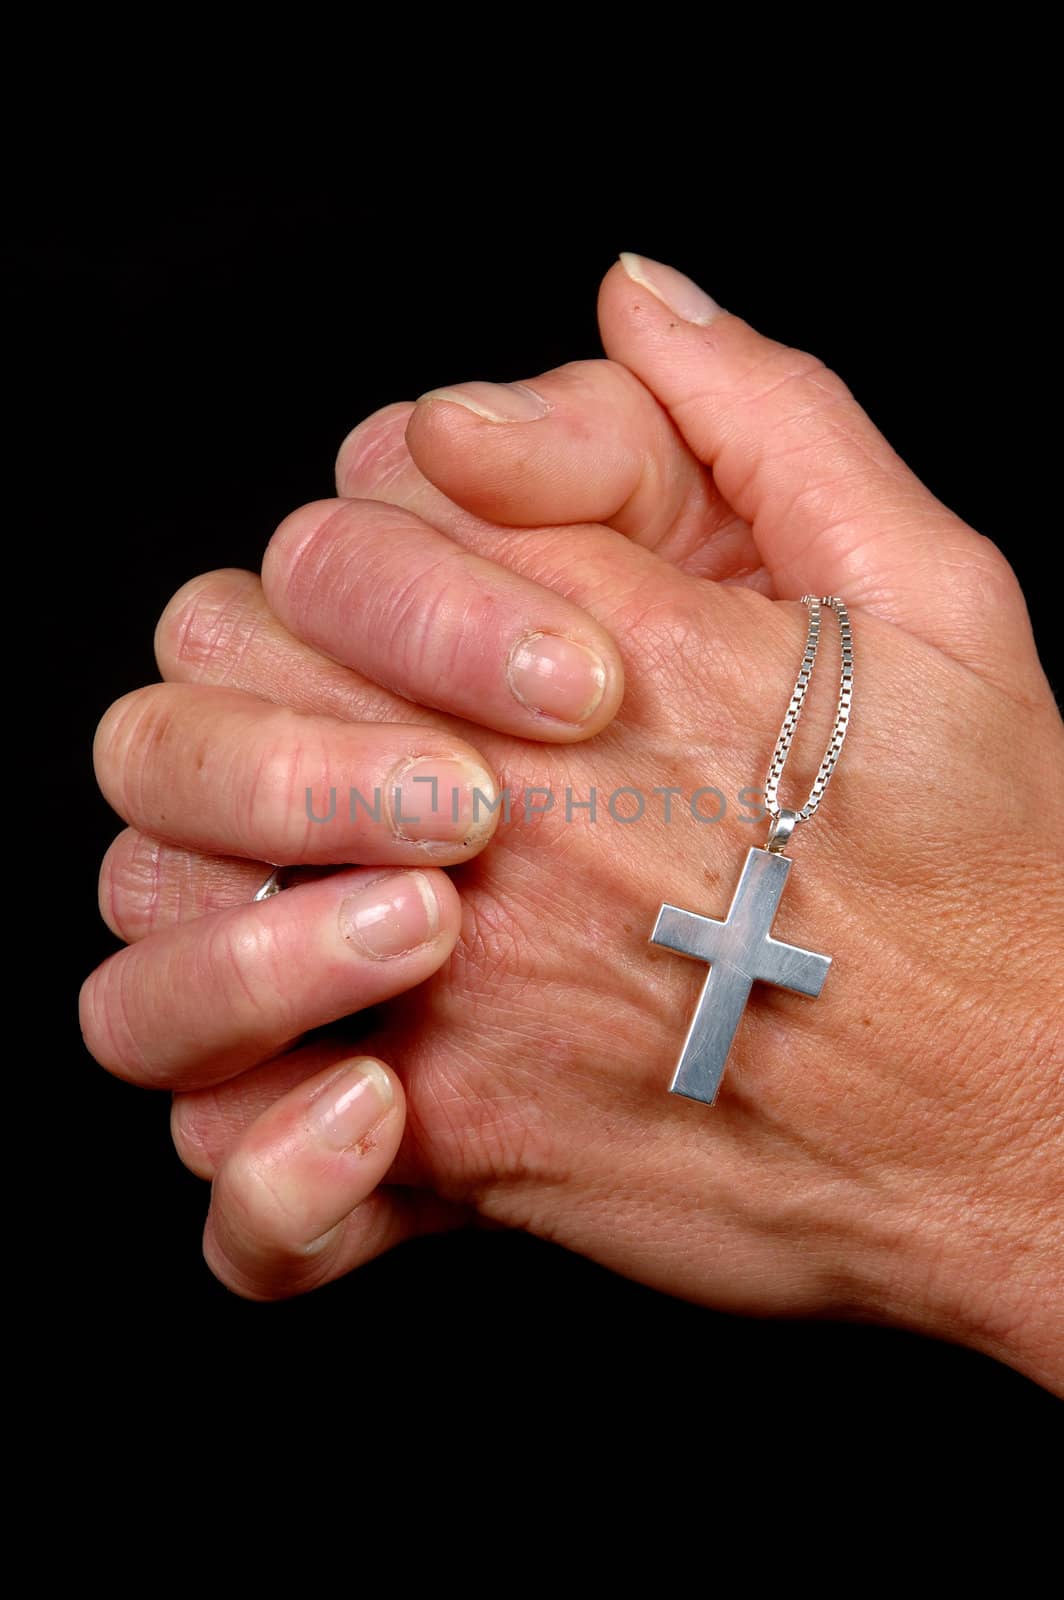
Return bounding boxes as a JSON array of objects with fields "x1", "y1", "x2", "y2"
[
  {"x1": 650, "y1": 905, "x2": 729, "y2": 965},
  {"x1": 754, "y1": 936, "x2": 831, "y2": 997},
  {"x1": 651, "y1": 904, "x2": 830, "y2": 996}
]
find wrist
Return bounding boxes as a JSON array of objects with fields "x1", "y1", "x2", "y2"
[
  {"x1": 862, "y1": 1188, "x2": 1063, "y2": 1396},
  {"x1": 852, "y1": 1006, "x2": 1063, "y2": 1394}
]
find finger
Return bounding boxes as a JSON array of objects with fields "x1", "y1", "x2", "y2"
[
  {"x1": 100, "y1": 828, "x2": 270, "y2": 941},
  {"x1": 173, "y1": 1038, "x2": 432, "y2": 1189},
  {"x1": 203, "y1": 1055, "x2": 465, "y2": 1300},
  {"x1": 173, "y1": 1036, "x2": 436, "y2": 1190},
  {"x1": 396, "y1": 364, "x2": 760, "y2": 582},
  {"x1": 337, "y1": 396, "x2": 762, "y2": 586},
  {"x1": 154, "y1": 547, "x2": 672, "y2": 748},
  {"x1": 80, "y1": 864, "x2": 461, "y2": 1089},
  {"x1": 98, "y1": 827, "x2": 330, "y2": 943},
  {"x1": 261, "y1": 497, "x2": 625, "y2": 739},
  {"x1": 155, "y1": 567, "x2": 420, "y2": 724},
  {"x1": 597, "y1": 253, "x2": 1041, "y2": 699},
  {"x1": 93, "y1": 683, "x2": 500, "y2": 867},
  {"x1": 173, "y1": 1038, "x2": 368, "y2": 1178}
]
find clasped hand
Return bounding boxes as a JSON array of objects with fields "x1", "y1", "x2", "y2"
[{"x1": 81, "y1": 256, "x2": 1064, "y2": 1393}]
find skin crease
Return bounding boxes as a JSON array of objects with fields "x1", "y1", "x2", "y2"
[{"x1": 83, "y1": 262, "x2": 1064, "y2": 1391}]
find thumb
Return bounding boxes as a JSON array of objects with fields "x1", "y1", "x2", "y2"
[{"x1": 599, "y1": 254, "x2": 1041, "y2": 703}]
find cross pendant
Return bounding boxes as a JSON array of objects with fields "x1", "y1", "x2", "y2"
[{"x1": 650, "y1": 848, "x2": 831, "y2": 1106}]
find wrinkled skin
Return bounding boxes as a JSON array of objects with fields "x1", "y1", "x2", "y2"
[{"x1": 83, "y1": 258, "x2": 1064, "y2": 1391}]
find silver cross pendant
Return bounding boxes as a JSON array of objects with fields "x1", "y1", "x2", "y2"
[{"x1": 650, "y1": 844, "x2": 831, "y2": 1105}]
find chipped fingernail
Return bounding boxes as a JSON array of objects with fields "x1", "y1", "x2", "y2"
[{"x1": 309, "y1": 1058, "x2": 395, "y2": 1151}]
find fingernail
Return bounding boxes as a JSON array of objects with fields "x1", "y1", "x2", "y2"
[
  {"x1": 340, "y1": 870, "x2": 439, "y2": 959},
  {"x1": 387, "y1": 756, "x2": 498, "y2": 844},
  {"x1": 507, "y1": 633, "x2": 607, "y2": 723},
  {"x1": 310, "y1": 1058, "x2": 394, "y2": 1151},
  {"x1": 618, "y1": 253, "x2": 722, "y2": 326},
  {"x1": 416, "y1": 381, "x2": 551, "y2": 422}
]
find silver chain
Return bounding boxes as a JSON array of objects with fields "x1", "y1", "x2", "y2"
[{"x1": 763, "y1": 596, "x2": 853, "y2": 836}]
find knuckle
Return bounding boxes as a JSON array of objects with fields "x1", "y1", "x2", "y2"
[
  {"x1": 746, "y1": 343, "x2": 855, "y2": 415},
  {"x1": 566, "y1": 356, "x2": 654, "y2": 412},
  {"x1": 154, "y1": 569, "x2": 263, "y2": 682},
  {"x1": 721, "y1": 344, "x2": 896, "y2": 521},
  {"x1": 744, "y1": 346, "x2": 858, "y2": 458},
  {"x1": 98, "y1": 828, "x2": 165, "y2": 941},
  {"x1": 607, "y1": 579, "x2": 762, "y2": 735},
  {"x1": 454, "y1": 882, "x2": 537, "y2": 998},
  {"x1": 93, "y1": 684, "x2": 182, "y2": 817},
  {"x1": 335, "y1": 402, "x2": 416, "y2": 497},
  {"x1": 264, "y1": 498, "x2": 477, "y2": 681},
  {"x1": 531, "y1": 355, "x2": 619, "y2": 396},
  {"x1": 79, "y1": 953, "x2": 151, "y2": 1083},
  {"x1": 203, "y1": 908, "x2": 298, "y2": 1038},
  {"x1": 371, "y1": 554, "x2": 485, "y2": 686},
  {"x1": 203, "y1": 1223, "x2": 336, "y2": 1302},
  {"x1": 93, "y1": 687, "x2": 150, "y2": 783},
  {"x1": 958, "y1": 529, "x2": 1024, "y2": 596},
  {"x1": 932, "y1": 529, "x2": 1034, "y2": 655},
  {"x1": 422, "y1": 895, "x2": 568, "y2": 1199},
  {"x1": 237, "y1": 712, "x2": 327, "y2": 859},
  {"x1": 213, "y1": 1143, "x2": 328, "y2": 1269},
  {"x1": 778, "y1": 345, "x2": 854, "y2": 406},
  {"x1": 217, "y1": 1146, "x2": 291, "y2": 1244},
  {"x1": 170, "y1": 1090, "x2": 222, "y2": 1179},
  {"x1": 260, "y1": 497, "x2": 347, "y2": 611}
]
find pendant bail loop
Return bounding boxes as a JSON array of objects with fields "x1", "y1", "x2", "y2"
[{"x1": 765, "y1": 808, "x2": 797, "y2": 854}]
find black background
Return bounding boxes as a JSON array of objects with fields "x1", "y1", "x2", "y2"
[{"x1": 24, "y1": 132, "x2": 1061, "y2": 1464}]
